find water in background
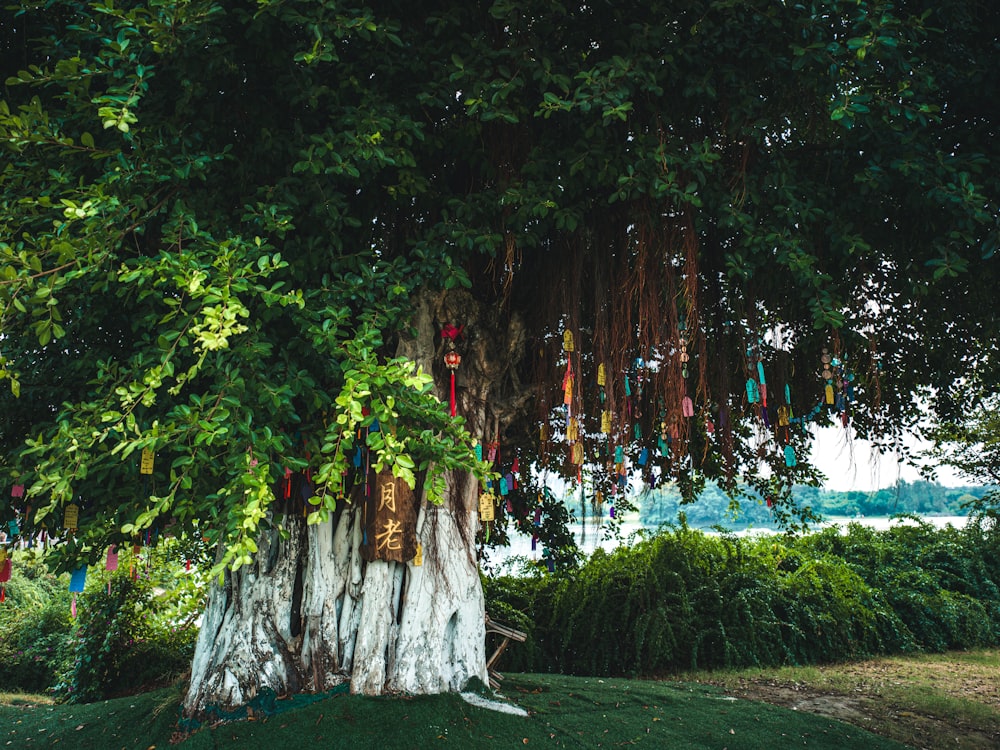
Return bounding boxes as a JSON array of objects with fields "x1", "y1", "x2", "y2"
[{"x1": 487, "y1": 514, "x2": 970, "y2": 573}]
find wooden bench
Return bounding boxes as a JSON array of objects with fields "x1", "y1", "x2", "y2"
[{"x1": 485, "y1": 614, "x2": 527, "y2": 690}]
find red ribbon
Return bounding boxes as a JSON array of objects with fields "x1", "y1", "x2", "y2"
[{"x1": 450, "y1": 371, "x2": 457, "y2": 417}]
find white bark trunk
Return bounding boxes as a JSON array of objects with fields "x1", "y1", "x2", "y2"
[{"x1": 183, "y1": 291, "x2": 516, "y2": 718}]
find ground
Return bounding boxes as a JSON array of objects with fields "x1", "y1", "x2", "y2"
[{"x1": 705, "y1": 651, "x2": 1000, "y2": 749}]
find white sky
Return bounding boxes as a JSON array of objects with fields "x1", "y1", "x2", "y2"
[{"x1": 808, "y1": 425, "x2": 966, "y2": 492}]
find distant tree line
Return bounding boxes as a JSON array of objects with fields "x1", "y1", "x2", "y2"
[{"x1": 638, "y1": 481, "x2": 993, "y2": 529}]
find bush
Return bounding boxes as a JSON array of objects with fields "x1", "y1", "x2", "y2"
[
  {"x1": 485, "y1": 520, "x2": 1000, "y2": 677},
  {"x1": 56, "y1": 549, "x2": 201, "y2": 703},
  {"x1": 0, "y1": 559, "x2": 74, "y2": 692}
]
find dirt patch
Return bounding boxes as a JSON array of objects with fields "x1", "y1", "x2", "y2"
[{"x1": 711, "y1": 655, "x2": 1000, "y2": 750}]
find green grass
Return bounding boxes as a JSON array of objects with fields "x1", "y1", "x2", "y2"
[{"x1": 0, "y1": 674, "x2": 911, "y2": 750}]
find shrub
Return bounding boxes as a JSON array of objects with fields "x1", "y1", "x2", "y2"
[
  {"x1": 0, "y1": 560, "x2": 74, "y2": 692},
  {"x1": 485, "y1": 520, "x2": 1000, "y2": 677},
  {"x1": 56, "y1": 549, "x2": 202, "y2": 702}
]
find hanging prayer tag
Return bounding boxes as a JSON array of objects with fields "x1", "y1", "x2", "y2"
[
  {"x1": 567, "y1": 418, "x2": 579, "y2": 442},
  {"x1": 825, "y1": 384, "x2": 835, "y2": 405},
  {"x1": 597, "y1": 363, "x2": 606, "y2": 386},
  {"x1": 413, "y1": 542, "x2": 423, "y2": 567},
  {"x1": 746, "y1": 378, "x2": 759, "y2": 404},
  {"x1": 563, "y1": 330, "x2": 574, "y2": 352},
  {"x1": 499, "y1": 477, "x2": 509, "y2": 496},
  {"x1": 682, "y1": 396, "x2": 694, "y2": 417},
  {"x1": 11, "y1": 484, "x2": 24, "y2": 498},
  {"x1": 784, "y1": 444, "x2": 797, "y2": 467},
  {"x1": 8, "y1": 519, "x2": 18, "y2": 536},
  {"x1": 69, "y1": 565, "x2": 87, "y2": 593},
  {"x1": 478, "y1": 492, "x2": 496, "y2": 522},
  {"x1": 63, "y1": 503, "x2": 79, "y2": 531},
  {"x1": 600, "y1": 411, "x2": 611, "y2": 434},
  {"x1": 563, "y1": 376, "x2": 573, "y2": 405},
  {"x1": 140, "y1": 448, "x2": 155, "y2": 475},
  {"x1": 105, "y1": 545, "x2": 119, "y2": 572},
  {"x1": 571, "y1": 442, "x2": 585, "y2": 465}
]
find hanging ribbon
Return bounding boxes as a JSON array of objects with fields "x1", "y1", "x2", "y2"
[
  {"x1": 69, "y1": 565, "x2": 87, "y2": 618},
  {"x1": 443, "y1": 349, "x2": 461, "y2": 417},
  {"x1": 0, "y1": 552, "x2": 10, "y2": 603},
  {"x1": 450, "y1": 367, "x2": 457, "y2": 416},
  {"x1": 442, "y1": 324, "x2": 463, "y2": 418},
  {"x1": 562, "y1": 359, "x2": 574, "y2": 405},
  {"x1": 105, "y1": 545, "x2": 119, "y2": 595}
]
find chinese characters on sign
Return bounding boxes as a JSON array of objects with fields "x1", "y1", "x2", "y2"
[{"x1": 361, "y1": 471, "x2": 418, "y2": 563}]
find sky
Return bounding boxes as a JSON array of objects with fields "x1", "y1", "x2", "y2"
[{"x1": 808, "y1": 425, "x2": 966, "y2": 492}]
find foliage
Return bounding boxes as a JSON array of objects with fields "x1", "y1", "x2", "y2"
[
  {"x1": 58, "y1": 569, "x2": 155, "y2": 702},
  {"x1": 0, "y1": 0, "x2": 998, "y2": 594},
  {"x1": 0, "y1": 557, "x2": 73, "y2": 692},
  {"x1": 55, "y1": 546, "x2": 201, "y2": 702},
  {"x1": 0, "y1": 544, "x2": 201, "y2": 698},
  {"x1": 639, "y1": 480, "x2": 993, "y2": 529},
  {"x1": 925, "y1": 395, "x2": 1000, "y2": 496},
  {"x1": 0, "y1": 1, "x2": 491, "y2": 577},
  {"x1": 486, "y1": 520, "x2": 999, "y2": 676}
]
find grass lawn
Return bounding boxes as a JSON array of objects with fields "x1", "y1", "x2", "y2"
[{"x1": 1, "y1": 672, "x2": 912, "y2": 749}]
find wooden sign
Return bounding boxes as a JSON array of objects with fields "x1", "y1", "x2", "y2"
[{"x1": 361, "y1": 470, "x2": 418, "y2": 563}]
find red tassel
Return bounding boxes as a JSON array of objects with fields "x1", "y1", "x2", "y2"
[
  {"x1": 1, "y1": 586, "x2": 5, "y2": 603},
  {"x1": 450, "y1": 371, "x2": 457, "y2": 417}
]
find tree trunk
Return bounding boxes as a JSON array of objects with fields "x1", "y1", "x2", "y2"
[{"x1": 183, "y1": 292, "x2": 522, "y2": 717}]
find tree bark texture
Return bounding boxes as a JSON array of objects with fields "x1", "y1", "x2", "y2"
[{"x1": 183, "y1": 292, "x2": 524, "y2": 716}]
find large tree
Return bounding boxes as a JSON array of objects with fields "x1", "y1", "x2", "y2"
[{"x1": 2, "y1": 0, "x2": 997, "y2": 717}]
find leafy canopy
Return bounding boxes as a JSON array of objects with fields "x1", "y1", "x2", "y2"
[{"x1": 1, "y1": 0, "x2": 997, "y2": 568}]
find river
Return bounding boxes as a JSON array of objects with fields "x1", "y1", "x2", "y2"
[{"x1": 485, "y1": 514, "x2": 971, "y2": 573}]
